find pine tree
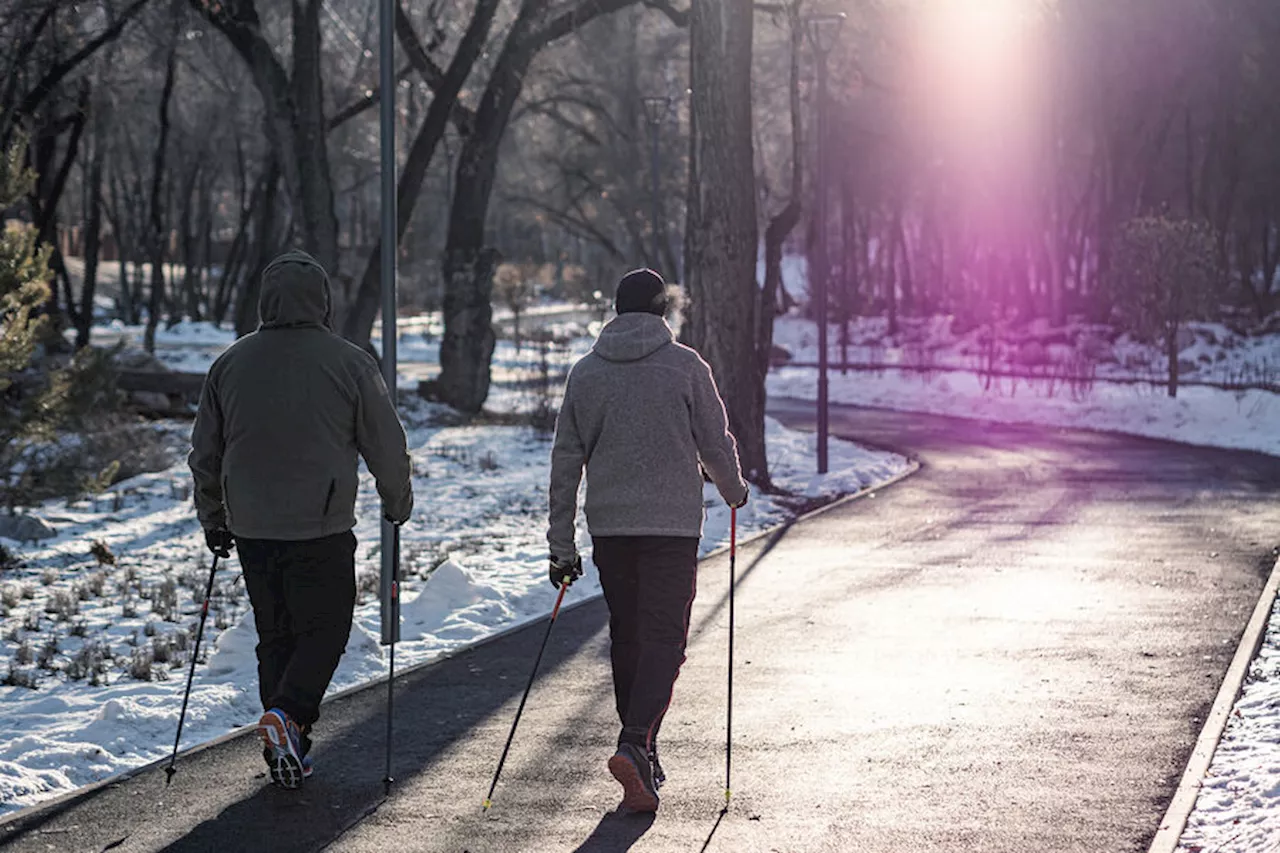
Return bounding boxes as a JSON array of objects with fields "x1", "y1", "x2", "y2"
[{"x1": 1, "y1": 128, "x2": 120, "y2": 511}]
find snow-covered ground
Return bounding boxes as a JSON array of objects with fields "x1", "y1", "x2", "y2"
[
  {"x1": 769, "y1": 315, "x2": 1280, "y2": 456},
  {"x1": 0, "y1": 319, "x2": 911, "y2": 816},
  {"x1": 1178, "y1": 601, "x2": 1280, "y2": 853},
  {"x1": 768, "y1": 311, "x2": 1280, "y2": 852}
]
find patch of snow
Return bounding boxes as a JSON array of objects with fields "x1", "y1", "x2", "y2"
[{"x1": 1178, "y1": 599, "x2": 1280, "y2": 853}]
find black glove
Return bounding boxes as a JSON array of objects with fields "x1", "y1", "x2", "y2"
[
  {"x1": 730, "y1": 488, "x2": 749, "y2": 510},
  {"x1": 549, "y1": 554, "x2": 583, "y2": 589},
  {"x1": 205, "y1": 528, "x2": 234, "y2": 558}
]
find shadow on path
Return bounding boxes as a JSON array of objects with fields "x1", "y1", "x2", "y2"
[
  {"x1": 696, "y1": 809, "x2": 727, "y2": 853},
  {"x1": 1, "y1": 603, "x2": 610, "y2": 853},
  {"x1": 569, "y1": 811, "x2": 656, "y2": 853}
]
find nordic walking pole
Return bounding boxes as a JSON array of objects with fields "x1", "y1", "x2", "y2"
[
  {"x1": 725, "y1": 506, "x2": 737, "y2": 809},
  {"x1": 165, "y1": 554, "x2": 220, "y2": 786},
  {"x1": 482, "y1": 576, "x2": 572, "y2": 812},
  {"x1": 383, "y1": 522, "x2": 400, "y2": 795}
]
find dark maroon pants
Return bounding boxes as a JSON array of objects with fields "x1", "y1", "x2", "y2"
[{"x1": 592, "y1": 535, "x2": 699, "y2": 753}]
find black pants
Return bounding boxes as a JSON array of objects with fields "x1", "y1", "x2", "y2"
[
  {"x1": 593, "y1": 535, "x2": 699, "y2": 753},
  {"x1": 238, "y1": 531, "x2": 357, "y2": 728}
]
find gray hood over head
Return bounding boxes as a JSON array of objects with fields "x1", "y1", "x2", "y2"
[
  {"x1": 591, "y1": 312, "x2": 673, "y2": 362},
  {"x1": 259, "y1": 250, "x2": 332, "y2": 329}
]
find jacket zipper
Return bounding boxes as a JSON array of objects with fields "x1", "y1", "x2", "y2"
[{"x1": 221, "y1": 475, "x2": 233, "y2": 527}]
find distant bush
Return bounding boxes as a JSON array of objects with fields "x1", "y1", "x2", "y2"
[
  {"x1": 66, "y1": 640, "x2": 110, "y2": 685},
  {"x1": 2, "y1": 664, "x2": 37, "y2": 689},
  {"x1": 128, "y1": 647, "x2": 166, "y2": 682},
  {"x1": 1114, "y1": 216, "x2": 1219, "y2": 398}
]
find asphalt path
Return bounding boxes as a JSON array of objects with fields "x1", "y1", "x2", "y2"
[{"x1": 3, "y1": 402, "x2": 1278, "y2": 853}]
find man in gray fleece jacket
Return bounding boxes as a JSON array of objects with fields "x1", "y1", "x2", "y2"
[
  {"x1": 189, "y1": 249, "x2": 412, "y2": 789},
  {"x1": 548, "y1": 268, "x2": 748, "y2": 812}
]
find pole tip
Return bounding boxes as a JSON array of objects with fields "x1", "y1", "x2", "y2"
[
  {"x1": 482, "y1": 798, "x2": 492, "y2": 812},
  {"x1": 164, "y1": 765, "x2": 176, "y2": 786},
  {"x1": 724, "y1": 789, "x2": 731, "y2": 803},
  {"x1": 383, "y1": 776, "x2": 394, "y2": 795}
]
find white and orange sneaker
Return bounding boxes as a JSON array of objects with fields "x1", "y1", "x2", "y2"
[{"x1": 257, "y1": 708, "x2": 305, "y2": 789}]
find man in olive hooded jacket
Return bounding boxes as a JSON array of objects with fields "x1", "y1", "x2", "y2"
[{"x1": 189, "y1": 249, "x2": 412, "y2": 789}]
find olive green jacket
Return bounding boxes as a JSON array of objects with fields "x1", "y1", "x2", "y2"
[{"x1": 189, "y1": 250, "x2": 413, "y2": 540}]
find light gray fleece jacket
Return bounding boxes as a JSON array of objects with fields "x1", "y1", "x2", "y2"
[
  {"x1": 547, "y1": 312, "x2": 748, "y2": 559},
  {"x1": 189, "y1": 250, "x2": 413, "y2": 541}
]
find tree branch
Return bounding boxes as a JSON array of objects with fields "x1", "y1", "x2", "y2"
[
  {"x1": 527, "y1": 0, "x2": 640, "y2": 51},
  {"x1": 395, "y1": 1, "x2": 477, "y2": 135},
  {"x1": 327, "y1": 63, "x2": 415, "y2": 132},
  {"x1": 520, "y1": 103, "x2": 604, "y2": 147},
  {"x1": 16, "y1": 0, "x2": 152, "y2": 121},
  {"x1": 644, "y1": 0, "x2": 689, "y2": 28},
  {"x1": 0, "y1": 4, "x2": 56, "y2": 120},
  {"x1": 505, "y1": 191, "x2": 627, "y2": 259}
]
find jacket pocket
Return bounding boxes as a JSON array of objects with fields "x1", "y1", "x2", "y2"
[{"x1": 322, "y1": 479, "x2": 336, "y2": 517}]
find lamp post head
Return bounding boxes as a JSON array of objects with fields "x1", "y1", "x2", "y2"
[
  {"x1": 641, "y1": 95, "x2": 669, "y2": 126},
  {"x1": 804, "y1": 12, "x2": 846, "y2": 57}
]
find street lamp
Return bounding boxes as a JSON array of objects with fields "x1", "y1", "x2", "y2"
[
  {"x1": 376, "y1": 0, "x2": 400, "y2": 794},
  {"x1": 804, "y1": 12, "x2": 844, "y2": 475},
  {"x1": 641, "y1": 95, "x2": 670, "y2": 270}
]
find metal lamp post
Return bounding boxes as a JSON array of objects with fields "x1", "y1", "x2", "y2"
[
  {"x1": 805, "y1": 12, "x2": 844, "y2": 475},
  {"x1": 377, "y1": 0, "x2": 400, "y2": 794},
  {"x1": 641, "y1": 95, "x2": 669, "y2": 270}
]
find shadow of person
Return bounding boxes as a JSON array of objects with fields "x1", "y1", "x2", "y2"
[{"x1": 570, "y1": 809, "x2": 656, "y2": 853}]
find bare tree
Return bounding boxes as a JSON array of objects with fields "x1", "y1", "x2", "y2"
[
  {"x1": 684, "y1": 0, "x2": 766, "y2": 482},
  {"x1": 143, "y1": 3, "x2": 181, "y2": 353},
  {"x1": 1114, "y1": 216, "x2": 1219, "y2": 397}
]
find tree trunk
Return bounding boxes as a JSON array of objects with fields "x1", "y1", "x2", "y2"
[
  {"x1": 756, "y1": 1, "x2": 803, "y2": 388},
  {"x1": 144, "y1": 24, "x2": 179, "y2": 354},
  {"x1": 174, "y1": 160, "x2": 201, "y2": 325},
  {"x1": 434, "y1": 5, "x2": 546, "y2": 412},
  {"x1": 885, "y1": 216, "x2": 898, "y2": 337},
  {"x1": 289, "y1": 0, "x2": 339, "y2": 274},
  {"x1": 76, "y1": 104, "x2": 106, "y2": 350},
  {"x1": 1166, "y1": 322, "x2": 1179, "y2": 398},
  {"x1": 105, "y1": 167, "x2": 137, "y2": 323},
  {"x1": 430, "y1": 0, "x2": 644, "y2": 411},
  {"x1": 234, "y1": 159, "x2": 281, "y2": 337},
  {"x1": 340, "y1": 0, "x2": 500, "y2": 348},
  {"x1": 685, "y1": 0, "x2": 766, "y2": 483},
  {"x1": 192, "y1": 0, "x2": 338, "y2": 274}
]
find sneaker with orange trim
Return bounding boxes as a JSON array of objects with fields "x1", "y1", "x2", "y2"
[{"x1": 257, "y1": 708, "x2": 305, "y2": 789}]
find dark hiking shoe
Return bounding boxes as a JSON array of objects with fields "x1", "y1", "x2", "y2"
[
  {"x1": 258, "y1": 708, "x2": 305, "y2": 789},
  {"x1": 648, "y1": 749, "x2": 665, "y2": 791},
  {"x1": 608, "y1": 743, "x2": 660, "y2": 812}
]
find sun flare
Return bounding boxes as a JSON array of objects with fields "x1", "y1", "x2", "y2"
[{"x1": 908, "y1": 0, "x2": 1047, "y2": 207}]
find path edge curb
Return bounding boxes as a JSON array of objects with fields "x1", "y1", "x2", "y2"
[
  {"x1": 0, "y1": 458, "x2": 920, "y2": 834},
  {"x1": 1146, "y1": 552, "x2": 1280, "y2": 853}
]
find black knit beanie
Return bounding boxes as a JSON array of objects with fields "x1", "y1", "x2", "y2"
[{"x1": 614, "y1": 269, "x2": 668, "y2": 316}]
